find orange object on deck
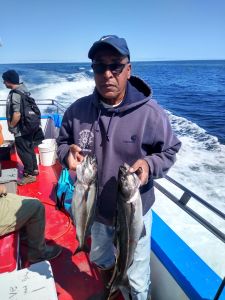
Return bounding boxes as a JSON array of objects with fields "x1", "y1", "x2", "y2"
[{"x1": 0, "y1": 124, "x2": 4, "y2": 146}]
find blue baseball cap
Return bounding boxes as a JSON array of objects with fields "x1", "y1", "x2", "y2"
[{"x1": 88, "y1": 35, "x2": 130, "y2": 60}]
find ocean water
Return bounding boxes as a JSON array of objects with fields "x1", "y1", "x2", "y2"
[{"x1": 0, "y1": 61, "x2": 225, "y2": 214}]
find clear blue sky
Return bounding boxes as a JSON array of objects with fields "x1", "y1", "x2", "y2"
[{"x1": 0, "y1": 0, "x2": 224, "y2": 63}]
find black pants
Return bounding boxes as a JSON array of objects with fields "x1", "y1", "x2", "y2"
[{"x1": 15, "y1": 134, "x2": 38, "y2": 175}]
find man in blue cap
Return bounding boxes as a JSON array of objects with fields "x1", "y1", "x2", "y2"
[{"x1": 57, "y1": 35, "x2": 181, "y2": 299}]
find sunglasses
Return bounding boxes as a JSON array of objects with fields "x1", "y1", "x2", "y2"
[{"x1": 91, "y1": 62, "x2": 128, "y2": 75}]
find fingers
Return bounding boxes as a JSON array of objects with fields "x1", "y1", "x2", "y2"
[
  {"x1": 70, "y1": 144, "x2": 82, "y2": 153},
  {"x1": 130, "y1": 159, "x2": 149, "y2": 186},
  {"x1": 67, "y1": 144, "x2": 84, "y2": 170}
]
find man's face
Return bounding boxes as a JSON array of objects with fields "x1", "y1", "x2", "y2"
[
  {"x1": 3, "y1": 80, "x2": 12, "y2": 89},
  {"x1": 92, "y1": 49, "x2": 131, "y2": 105}
]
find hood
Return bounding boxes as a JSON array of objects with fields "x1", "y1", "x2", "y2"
[
  {"x1": 13, "y1": 83, "x2": 29, "y2": 95},
  {"x1": 91, "y1": 76, "x2": 152, "y2": 141},
  {"x1": 92, "y1": 75, "x2": 152, "y2": 113}
]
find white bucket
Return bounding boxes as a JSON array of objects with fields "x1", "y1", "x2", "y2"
[
  {"x1": 38, "y1": 143, "x2": 57, "y2": 166},
  {"x1": 42, "y1": 139, "x2": 57, "y2": 149}
]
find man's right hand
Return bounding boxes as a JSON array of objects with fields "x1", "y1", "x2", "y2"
[
  {"x1": 67, "y1": 144, "x2": 84, "y2": 171},
  {"x1": 0, "y1": 184, "x2": 7, "y2": 197}
]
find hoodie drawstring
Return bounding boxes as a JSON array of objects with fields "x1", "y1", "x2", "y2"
[
  {"x1": 95, "y1": 109, "x2": 102, "y2": 133},
  {"x1": 95, "y1": 107, "x2": 117, "y2": 141},
  {"x1": 106, "y1": 112, "x2": 116, "y2": 141}
]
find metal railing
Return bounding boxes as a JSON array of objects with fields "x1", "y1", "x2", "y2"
[
  {"x1": 0, "y1": 99, "x2": 67, "y2": 115},
  {"x1": 154, "y1": 175, "x2": 225, "y2": 243}
]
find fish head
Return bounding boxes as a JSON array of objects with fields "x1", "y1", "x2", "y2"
[
  {"x1": 76, "y1": 155, "x2": 97, "y2": 185},
  {"x1": 118, "y1": 163, "x2": 140, "y2": 198}
]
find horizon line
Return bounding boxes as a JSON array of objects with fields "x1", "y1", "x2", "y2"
[{"x1": 0, "y1": 58, "x2": 225, "y2": 65}]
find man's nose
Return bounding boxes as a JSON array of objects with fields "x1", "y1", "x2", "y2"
[{"x1": 103, "y1": 69, "x2": 113, "y2": 78}]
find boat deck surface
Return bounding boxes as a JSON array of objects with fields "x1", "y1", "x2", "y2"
[{"x1": 1, "y1": 151, "x2": 123, "y2": 300}]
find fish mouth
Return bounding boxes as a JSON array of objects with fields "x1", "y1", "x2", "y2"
[
  {"x1": 90, "y1": 156, "x2": 97, "y2": 168},
  {"x1": 81, "y1": 155, "x2": 97, "y2": 175},
  {"x1": 85, "y1": 154, "x2": 97, "y2": 164},
  {"x1": 119, "y1": 165, "x2": 128, "y2": 176},
  {"x1": 119, "y1": 163, "x2": 141, "y2": 191},
  {"x1": 119, "y1": 163, "x2": 130, "y2": 183}
]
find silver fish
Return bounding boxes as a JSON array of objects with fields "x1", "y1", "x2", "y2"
[
  {"x1": 72, "y1": 154, "x2": 98, "y2": 254},
  {"x1": 109, "y1": 163, "x2": 144, "y2": 294}
]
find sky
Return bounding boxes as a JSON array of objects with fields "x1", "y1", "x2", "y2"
[{"x1": 0, "y1": 0, "x2": 225, "y2": 63}]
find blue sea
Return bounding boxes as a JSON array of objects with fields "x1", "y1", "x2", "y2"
[{"x1": 0, "y1": 60, "x2": 225, "y2": 213}]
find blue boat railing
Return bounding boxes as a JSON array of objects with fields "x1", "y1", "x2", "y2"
[{"x1": 154, "y1": 175, "x2": 225, "y2": 243}]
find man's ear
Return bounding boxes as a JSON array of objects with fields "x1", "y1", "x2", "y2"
[{"x1": 127, "y1": 63, "x2": 131, "y2": 79}]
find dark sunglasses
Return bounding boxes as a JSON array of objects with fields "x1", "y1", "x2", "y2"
[{"x1": 91, "y1": 62, "x2": 128, "y2": 75}]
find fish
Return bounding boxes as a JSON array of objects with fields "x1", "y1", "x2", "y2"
[
  {"x1": 109, "y1": 162, "x2": 144, "y2": 294},
  {"x1": 71, "y1": 154, "x2": 98, "y2": 254}
]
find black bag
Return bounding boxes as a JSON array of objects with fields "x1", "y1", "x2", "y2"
[{"x1": 10, "y1": 90, "x2": 41, "y2": 135}]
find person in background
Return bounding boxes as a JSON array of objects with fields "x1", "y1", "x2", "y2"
[
  {"x1": 2, "y1": 70, "x2": 38, "y2": 185},
  {"x1": 0, "y1": 164, "x2": 62, "y2": 264},
  {"x1": 57, "y1": 35, "x2": 181, "y2": 299}
]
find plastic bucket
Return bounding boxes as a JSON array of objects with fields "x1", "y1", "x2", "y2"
[
  {"x1": 42, "y1": 139, "x2": 57, "y2": 149},
  {"x1": 38, "y1": 143, "x2": 57, "y2": 166}
]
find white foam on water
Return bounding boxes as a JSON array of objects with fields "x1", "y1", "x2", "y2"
[
  {"x1": 28, "y1": 72, "x2": 95, "y2": 106},
  {"x1": 154, "y1": 112, "x2": 225, "y2": 278},
  {"x1": 167, "y1": 112, "x2": 225, "y2": 213},
  {"x1": 0, "y1": 89, "x2": 9, "y2": 99}
]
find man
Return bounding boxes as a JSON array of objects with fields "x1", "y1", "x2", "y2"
[
  {"x1": 2, "y1": 70, "x2": 38, "y2": 185},
  {"x1": 0, "y1": 179, "x2": 62, "y2": 264},
  {"x1": 57, "y1": 35, "x2": 181, "y2": 299}
]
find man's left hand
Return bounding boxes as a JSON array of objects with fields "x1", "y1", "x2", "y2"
[{"x1": 129, "y1": 159, "x2": 150, "y2": 186}]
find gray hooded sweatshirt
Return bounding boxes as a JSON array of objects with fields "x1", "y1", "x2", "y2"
[{"x1": 57, "y1": 76, "x2": 181, "y2": 225}]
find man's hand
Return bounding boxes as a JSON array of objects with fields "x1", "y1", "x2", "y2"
[
  {"x1": 0, "y1": 184, "x2": 7, "y2": 197},
  {"x1": 129, "y1": 159, "x2": 150, "y2": 186},
  {"x1": 67, "y1": 144, "x2": 84, "y2": 171}
]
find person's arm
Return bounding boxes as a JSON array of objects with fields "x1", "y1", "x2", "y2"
[
  {"x1": 9, "y1": 111, "x2": 21, "y2": 128},
  {"x1": 130, "y1": 110, "x2": 181, "y2": 183},
  {"x1": 9, "y1": 92, "x2": 21, "y2": 128},
  {"x1": 145, "y1": 112, "x2": 181, "y2": 179}
]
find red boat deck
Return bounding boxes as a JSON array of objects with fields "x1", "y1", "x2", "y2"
[{"x1": 0, "y1": 151, "x2": 123, "y2": 300}]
